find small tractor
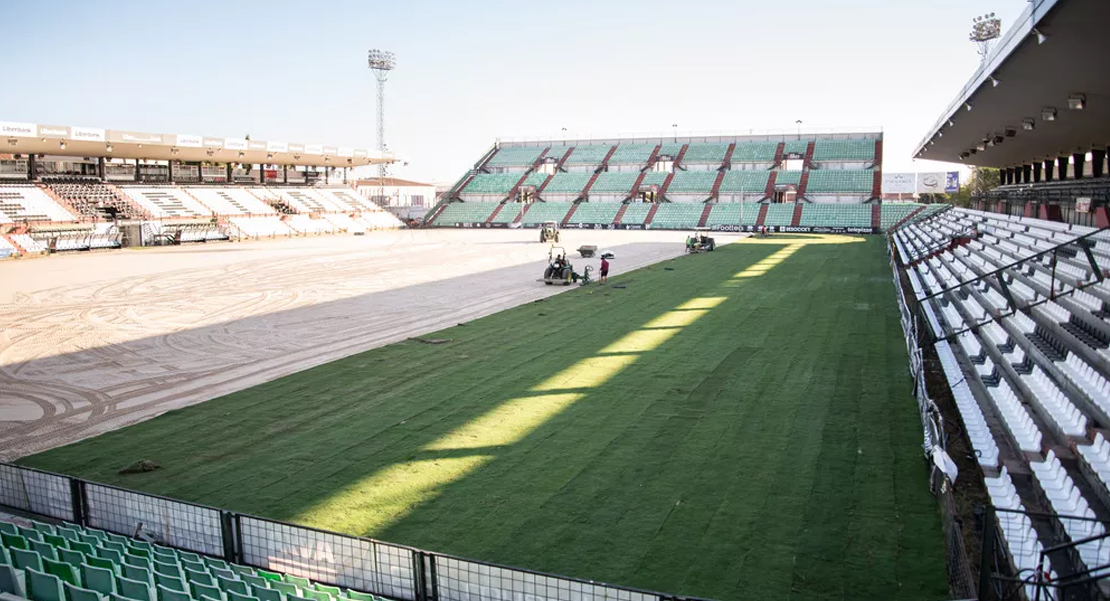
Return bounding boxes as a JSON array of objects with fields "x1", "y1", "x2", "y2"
[
  {"x1": 543, "y1": 245, "x2": 593, "y2": 286},
  {"x1": 540, "y1": 221, "x2": 560, "y2": 243},
  {"x1": 685, "y1": 229, "x2": 716, "y2": 253}
]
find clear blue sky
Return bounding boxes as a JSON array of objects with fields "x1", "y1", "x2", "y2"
[{"x1": 0, "y1": 0, "x2": 1024, "y2": 183}]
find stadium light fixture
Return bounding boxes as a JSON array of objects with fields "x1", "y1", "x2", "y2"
[
  {"x1": 1004, "y1": 128, "x2": 1016, "y2": 138},
  {"x1": 984, "y1": 137, "x2": 993, "y2": 147},
  {"x1": 1031, "y1": 28, "x2": 1047, "y2": 44},
  {"x1": 948, "y1": 119, "x2": 955, "y2": 127},
  {"x1": 970, "y1": 13, "x2": 1002, "y2": 64},
  {"x1": 7, "y1": 138, "x2": 18, "y2": 147},
  {"x1": 988, "y1": 76, "x2": 1000, "y2": 87},
  {"x1": 1068, "y1": 94, "x2": 1086, "y2": 110},
  {"x1": 1022, "y1": 119, "x2": 1036, "y2": 131},
  {"x1": 1041, "y1": 107, "x2": 1057, "y2": 121},
  {"x1": 992, "y1": 135, "x2": 1005, "y2": 145},
  {"x1": 969, "y1": 148, "x2": 978, "y2": 155},
  {"x1": 59, "y1": 141, "x2": 66, "y2": 150},
  {"x1": 965, "y1": 103, "x2": 973, "y2": 111}
]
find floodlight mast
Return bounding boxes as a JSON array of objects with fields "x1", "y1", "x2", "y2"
[
  {"x1": 367, "y1": 49, "x2": 396, "y2": 183},
  {"x1": 969, "y1": 13, "x2": 1002, "y2": 65}
]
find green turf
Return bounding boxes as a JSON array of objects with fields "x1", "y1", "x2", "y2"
[{"x1": 21, "y1": 235, "x2": 947, "y2": 601}]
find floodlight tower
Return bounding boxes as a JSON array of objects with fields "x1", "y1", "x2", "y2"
[
  {"x1": 367, "y1": 49, "x2": 396, "y2": 182},
  {"x1": 969, "y1": 13, "x2": 1002, "y2": 65}
]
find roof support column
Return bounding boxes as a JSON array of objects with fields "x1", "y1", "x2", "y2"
[
  {"x1": 1002, "y1": 168, "x2": 1011, "y2": 185},
  {"x1": 1058, "y1": 156, "x2": 1069, "y2": 180},
  {"x1": 1073, "y1": 152, "x2": 1085, "y2": 179},
  {"x1": 226, "y1": 163, "x2": 232, "y2": 183},
  {"x1": 1022, "y1": 164, "x2": 1032, "y2": 184},
  {"x1": 1032, "y1": 161, "x2": 1042, "y2": 183},
  {"x1": 1093, "y1": 149, "x2": 1106, "y2": 179},
  {"x1": 134, "y1": 159, "x2": 140, "y2": 182},
  {"x1": 283, "y1": 164, "x2": 288, "y2": 184},
  {"x1": 1044, "y1": 159, "x2": 1055, "y2": 181},
  {"x1": 97, "y1": 157, "x2": 105, "y2": 180},
  {"x1": 28, "y1": 154, "x2": 35, "y2": 180}
]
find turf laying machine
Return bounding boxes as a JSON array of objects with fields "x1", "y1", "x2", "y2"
[
  {"x1": 543, "y1": 245, "x2": 593, "y2": 286},
  {"x1": 540, "y1": 221, "x2": 560, "y2": 243}
]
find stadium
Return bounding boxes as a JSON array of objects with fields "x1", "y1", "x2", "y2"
[{"x1": 1, "y1": 0, "x2": 1110, "y2": 600}]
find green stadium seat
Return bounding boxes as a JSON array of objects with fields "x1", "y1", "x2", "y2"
[
  {"x1": 486, "y1": 146, "x2": 545, "y2": 168},
  {"x1": 149, "y1": 550, "x2": 174, "y2": 565},
  {"x1": 566, "y1": 202, "x2": 619, "y2": 225},
  {"x1": 42, "y1": 536, "x2": 67, "y2": 551},
  {"x1": 798, "y1": 204, "x2": 871, "y2": 227},
  {"x1": 226, "y1": 592, "x2": 258, "y2": 601},
  {"x1": 680, "y1": 144, "x2": 729, "y2": 164},
  {"x1": 666, "y1": 171, "x2": 717, "y2": 195},
  {"x1": 433, "y1": 202, "x2": 501, "y2": 226},
  {"x1": 119, "y1": 568, "x2": 150, "y2": 589},
  {"x1": 298, "y1": 591, "x2": 330, "y2": 601},
  {"x1": 66, "y1": 546, "x2": 93, "y2": 561},
  {"x1": 0, "y1": 547, "x2": 10, "y2": 566},
  {"x1": 123, "y1": 550, "x2": 147, "y2": 562},
  {"x1": 812, "y1": 139, "x2": 875, "y2": 162},
  {"x1": 226, "y1": 566, "x2": 253, "y2": 578},
  {"x1": 155, "y1": 585, "x2": 190, "y2": 601},
  {"x1": 252, "y1": 572, "x2": 279, "y2": 584},
  {"x1": 64, "y1": 582, "x2": 104, "y2": 601},
  {"x1": 12, "y1": 550, "x2": 43, "y2": 573},
  {"x1": 114, "y1": 578, "x2": 152, "y2": 601},
  {"x1": 182, "y1": 570, "x2": 212, "y2": 587},
  {"x1": 718, "y1": 171, "x2": 770, "y2": 194},
  {"x1": 520, "y1": 202, "x2": 571, "y2": 225},
  {"x1": 52, "y1": 530, "x2": 77, "y2": 544},
  {"x1": 731, "y1": 142, "x2": 779, "y2": 163},
  {"x1": 43, "y1": 559, "x2": 81, "y2": 588},
  {"x1": 705, "y1": 203, "x2": 761, "y2": 227},
  {"x1": 202, "y1": 560, "x2": 227, "y2": 573},
  {"x1": 773, "y1": 171, "x2": 802, "y2": 186},
  {"x1": 342, "y1": 592, "x2": 375, "y2": 601},
  {"x1": 214, "y1": 577, "x2": 247, "y2": 596},
  {"x1": 57, "y1": 551, "x2": 85, "y2": 570},
  {"x1": 120, "y1": 559, "x2": 148, "y2": 574},
  {"x1": 310, "y1": 586, "x2": 338, "y2": 598},
  {"x1": 151, "y1": 576, "x2": 183, "y2": 594},
  {"x1": 150, "y1": 563, "x2": 179, "y2": 581},
  {"x1": 278, "y1": 576, "x2": 307, "y2": 590},
  {"x1": 97, "y1": 545, "x2": 125, "y2": 560},
  {"x1": 606, "y1": 144, "x2": 656, "y2": 166},
  {"x1": 249, "y1": 585, "x2": 281, "y2": 601},
  {"x1": 82, "y1": 559, "x2": 114, "y2": 576},
  {"x1": 267, "y1": 582, "x2": 298, "y2": 598},
  {"x1": 540, "y1": 173, "x2": 592, "y2": 196},
  {"x1": 17, "y1": 530, "x2": 42, "y2": 544},
  {"x1": 782, "y1": 141, "x2": 809, "y2": 156},
  {"x1": 649, "y1": 203, "x2": 704, "y2": 229},
  {"x1": 190, "y1": 582, "x2": 224, "y2": 601},
  {"x1": 2, "y1": 535, "x2": 29, "y2": 552},
  {"x1": 236, "y1": 576, "x2": 266, "y2": 590},
  {"x1": 619, "y1": 203, "x2": 652, "y2": 225},
  {"x1": 803, "y1": 170, "x2": 872, "y2": 194},
  {"x1": 564, "y1": 145, "x2": 612, "y2": 166},
  {"x1": 588, "y1": 172, "x2": 638, "y2": 194},
  {"x1": 80, "y1": 532, "x2": 105, "y2": 544},
  {"x1": 79, "y1": 566, "x2": 114, "y2": 596},
  {"x1": 170, "y1": 554, "x2": 198, "y2": 566},
  {"x1": 208, "y1": 569, "x2": 234, "y2": 583},
  {"x1": 27, "y1": 569, "x2": 65, "y2": 601},
  {"x1": 75, "y1": 537, "x2": 100, "y2": 550},
  {"x1": 762, "y1": 204, "x2": 796, "y2": 226},
  {"x1": 0, "y1": 524, "x2": 17, "y2": 537},
  {"x1": 0, "y1": 564, "x2": 26, "y2": 597},
  {"x1": 111, "y1": 595, "x2": 143, "y2": 601},
  {"x1": 29, "y1": 543, "x2": 57, "y2": 563},
  {"x1": 285, "y1": 595, "x2": 314, "y2": 601},
  {"x1": 460, "y1": 174, "x2": 520, "y2": 196}
]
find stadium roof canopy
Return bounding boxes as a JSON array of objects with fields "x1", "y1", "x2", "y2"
[
  {"x1": 913, "y1": 0, "x2": 1110, "y2": 169},
  {"x1": 1, "y1": 119, "x2": 393, "y2": 168}
]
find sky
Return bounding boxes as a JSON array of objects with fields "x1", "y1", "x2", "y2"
[{"x1": 0, "y1": 0, "x2": 1027, "y2": 184}]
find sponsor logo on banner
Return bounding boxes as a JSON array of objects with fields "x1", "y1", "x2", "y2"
[
  {"x1": 224, "y1": 138, "x2": 248, "y2": 151},
  {"x1": 354, "y1": 149, "x2": 367, "y2": 158},
  {"x1": 323, "y1": 146, "x2": 338, "y2": 155},
  {"x1": 266, "y1": 141, "x2": 288, "y2": 152},
  {"x1": 288, "y1": 144, "x2": 305, "y2": 153},
  {"x1": 119, "y1": 132, "x2": 162, "y2": 144},
  {"x1": 916, "y1": 172, "x2": 946, "y2": 194},
  {"x1": 38, "y1": 125, "x2": 70, "y2": 138},
  {"x1": 338, "y1": 147, "x2": 354, "y2": 157},
  {"x1": 305, "y1": 144, "x2": 324, "y2": 155},
  {"x1": 882, "y1": 173, "x2": 916, "y2": 195},
  {"x1": 1076, "y1": 197, "x2": 1092, "y2": 213},
  {"x1": 203, "y1": 137, "x2": 223, "y2": 147},
  {"x1": 945, "y1": 171, "x2": 960, "y2": 193},
  {"x1": 0, "y1": 121, "x2": 37, "y2": 137},
  {"x1": 249, "y1": 141, "x2": 266, "y2": 150},
  {"x1": 175, "y1": 134, "x2": 203, "y2": 148},
  {"x1": 70, "y1": 126, "x2": 106, "y2": 142},
  {"x1": 774, "y1": 225, "x2": 877, "y2": 235}
]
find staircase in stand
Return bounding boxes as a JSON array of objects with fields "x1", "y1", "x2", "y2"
[
  {"x1": 536, "y1": 173, "x2": 556, "y2": 195},
  {"x1": 599, "y1": 145, "x2": 618, "y2": 171},
  {"x1": 556, "y1": 147, "x2": 575, "y2": 170},
  {"x1": 722, "y1": 142, "x2": 737, "y2": 169},
  {"x1": 797, "y1": 142, "x2": 816, "y2": 197},
  {"x1": 709, "y1": 170, "x2": 726, "y2": 200},
  {"x1": 613, "y1": 204, "x2": 629, "y2": 225},
  {"x1": 772, "y1": 142, "x2": 786, "y2": 167},
  {"x1": 506, "y1": 149, "x2": 549, "y2": 201},
  {"x1": 630, "y1": 171, "x2": 647, "y2": 201},
  {"x1": 476, "y1": 146, "x2": 499, "y2": 173},
  {"x1": 561, "y1": 203, "x2": 578, "y2": 226},
  {"x1": 763, "y1": 171, "x2": 778, "y2": 198},
  {"x1": 890, "y1": 205, "x2": 925, "y2": 231},
  {"x1": 513, "y1": 203, "x2": 530, "y2": 224},
  {"x1": 485, "y1": 203, "x2": 505, "y2": 224},
  {"x1": 454, "y1": 171, "x2": 478, "y2": 199},
  {"x1": 580, "y1": 172, "x2": 602, "y2": 200},
  {"x1": 790, "y1": 204, "x2": 803, "y2": 226},
  {"x1": 644, "y1": 203, "x2": 660, "y2": 226},
  {"x1": 643, "y1": 144, "x2": 662, "y2": 172},
  {"x1": 2, "y1": 232, "x2": 28, "y2": 254},
  {"x1": 425, "y1": 202, "x2": 450, "y2": 225},
  {"x1": 871, "y1": 205, "x2": 881, "y2": 229},
  {"x1": 697, "y1": 203, "x2": 714, "y2": 228},
  {"x1": 672, "y1": 144, "x2": 690, "y2": 170},
  {"x1": 756, "y1": 204, "x2": 769, "y2": 226},
  {"x1": 659, "y1": 172, "x2": 675, "y2": 198}
]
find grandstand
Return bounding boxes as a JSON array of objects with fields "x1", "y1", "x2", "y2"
[
  {"x1": 428, "y1": 132, "x2": 885, "y2": 231},
  {"x1": 0, "y1": 121, "x2": 404, "y2": 257}
]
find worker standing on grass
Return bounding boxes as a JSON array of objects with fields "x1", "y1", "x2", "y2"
[{"x1": 600, "y1": 256, "x2": 610, "y2": 284}]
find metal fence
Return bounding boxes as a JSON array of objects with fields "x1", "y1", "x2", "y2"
[{"x1": 0, "y1": 463, "x2": 704, "y2": 601}]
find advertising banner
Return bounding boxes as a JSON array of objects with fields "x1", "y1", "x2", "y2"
[
  {"x1": 266, "y1": 141, "x2": 288, "y2": 153},
  {"x1": 945, "y1": 171, "x2": 960, "y2": 193},
  {"x1": 0, "y1": 121, "x2": 36, "y2": 137},
  {"x1": 38, "y1": 125, "x2": 70, "y2": 139},
  {"x1": 338, "y1": 147, "x2": 354, "y2": 158},
  {"x1": 916, "y1": 172, "x2": 947, "y2": 194},
  {"x1": 1076, "y1": 197, "x2": 1092, "y2": 213},
  {"x1": 175, "y1": 134, "x2": 203, "y2": 148},
  {"x1": 114, "y1": 131, "x2": 163, "y2": 144},
  {"x1": 203, "y1": 137, "x2": 223, "y2": 148},
  {"x1": 288, "y1": 144, "x2": 305, "y2": 153},
  {"x1": 249, "y1": 141, "x2": 267, "y2": 151},
  {"x1": 70, "y1": 126, "x2": 106, "y2": 142},
  {"x1": 882, "y1": 173, "x2": 916, "y2": 195},
  {"x1": 224, "y1": 138, "x2": 249, "y2": 151},
  {"x1": 305, "y1": 144, "x2": 324, "y2": 155}
]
